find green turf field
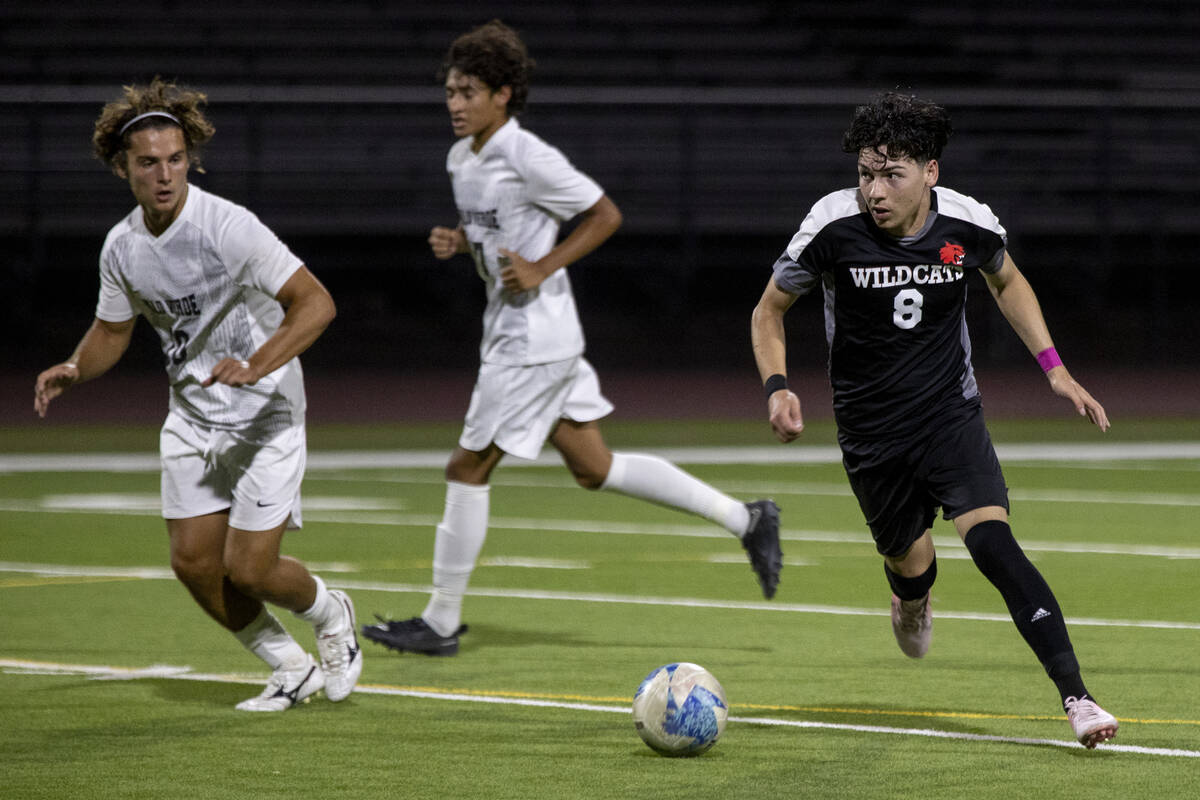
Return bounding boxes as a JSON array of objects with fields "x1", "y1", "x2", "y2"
[{"x1": 2, "y1": 419, "x2": 1198, "y2": 799}]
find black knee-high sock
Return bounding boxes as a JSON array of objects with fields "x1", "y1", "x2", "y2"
[
  {"x1": 884, "y1": 557, "x2": 937, "y2": 602},
  {"x1": 964, "y1": 520, "x2": 1091, "y2": 707}
]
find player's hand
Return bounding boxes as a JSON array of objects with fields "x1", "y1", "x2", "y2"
[
  {"x1": 429, "y1": 226, "x2": 466, "y2": 260},
  {"x1": 203, "y1": 358, "x2": 260, "y2": 388},
  {"x1": 498, "y1": 249, "x2": 547, "y2": 292},
  {"x1": 768, "y1": 389, "x2": 804, "y2": 443},
  {"x1": 33, "y1": 362, "x2": 81, "y2": 418},
  {"x1": 1046, "y1": 366, "x2": 1109, "y2": 431}
]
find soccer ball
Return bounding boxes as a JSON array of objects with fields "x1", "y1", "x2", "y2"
[{"x1": 632, "y1": 662, "x2": 728, "y2": 757}]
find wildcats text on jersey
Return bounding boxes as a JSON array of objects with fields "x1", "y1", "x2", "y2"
[{"x1": 848, "y1": 264, "x2": 964, "y2": 289}]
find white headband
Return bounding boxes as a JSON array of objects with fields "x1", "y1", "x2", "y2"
[{"x1": 119, "y1": 111, "x2": 182, "y2": 136}]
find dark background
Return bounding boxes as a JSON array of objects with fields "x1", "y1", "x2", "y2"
[{"x1": 2, "y1": 1, "x2": 1198, "y2": 423}]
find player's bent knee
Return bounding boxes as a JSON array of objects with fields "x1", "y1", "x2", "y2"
[
  {"x1": 224, "y1": 559, "x2": 273, "y2": 596},
  {"x1": 169, "y1": 548, "x2": 222, "y2": 586},
  {"x1": 445, "y1": 445, "x2": 501, "y2": 484}
]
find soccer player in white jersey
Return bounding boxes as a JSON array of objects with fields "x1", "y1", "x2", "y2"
[
  {"x1": 33, "y1": 78, "x2": 362, "y2": 711},
  {"x1": 362, "y1": 20, "x2": 782, "y2": 656},
  {"x1": 751, "y1": 92, "x2": 1117, "y2": 748}
]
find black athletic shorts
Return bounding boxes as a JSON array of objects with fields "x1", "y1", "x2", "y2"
[{"x1": 839, "y1": 397, "x2": 1009, "y2": 558}]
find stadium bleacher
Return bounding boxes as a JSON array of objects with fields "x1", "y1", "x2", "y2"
[
  {"x1": 2, "y1": 0, "x2": 1196, "y2": 87},
  {"x1": 1, "y1": 2, "x2": 1197, "y2": 371}
]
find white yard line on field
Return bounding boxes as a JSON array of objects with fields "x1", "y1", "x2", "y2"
[
  {"x1": 2, "y1": 441, "x2": 1199, "y2": 475},
  {"x1": 318, "y1": 469, "x2": 1200, "y2": 509},
  {"x1": 3, "y1": 494, "x2": 1200, "y2": 560},
  {"x1": 5, "y1": 563, "x2": 1195, "y2": 631},
  {"x1": 330, "y1": 579, "x2": 1200, "y2": 632},
  {"x1": 0, "y1": 658, "x2": 1196, "y2": 758}
]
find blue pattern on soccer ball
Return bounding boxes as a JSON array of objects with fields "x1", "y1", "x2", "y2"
[
  {"x1": 634, "y1": 663, "x2": 679, "y2": 700},
  {"x1": 633, "y1": 663, "x2": 728, "y2": 756},
  {"x1": 663, "y1": 686, "x2": 726, "y2": 749}
]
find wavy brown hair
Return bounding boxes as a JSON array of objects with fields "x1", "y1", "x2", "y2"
[
  {"x1": 440, "y1": 20, "x2": 535, "y2": 115},
  {"x1": 842, "y1": 91, "x2": 953, "y2": 165},
  {"x1": 92, "y1": 77, "x2": 216, "y2": 175}
]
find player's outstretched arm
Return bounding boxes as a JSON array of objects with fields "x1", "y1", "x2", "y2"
[
  {"x1": 499, "y1": 194, "x2": 622, "y2": 293},
  {"x1": 1045, "y1": 365, "x2": 1110, "y2": 430},
  {"x1": 205, "y1": 265, "x2": 336, "y2": 388},
  {"x1": 983, "y1": 253, "x2": 1110, "y2": 431},
  {"x1": 751, "y1": 278, "x2": 804, "y2": 443},
  {"x1": 34, "y1": 316, "x2": 135, "y2": 418}
]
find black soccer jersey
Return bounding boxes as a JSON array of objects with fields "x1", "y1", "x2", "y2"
[{"x1": 773, "y1": 187, "x2": 1006, "y2": 440}]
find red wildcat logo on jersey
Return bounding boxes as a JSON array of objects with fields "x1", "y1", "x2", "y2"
[{"x1": 939, "y1": 242, "x2": 965, "y2": 266}]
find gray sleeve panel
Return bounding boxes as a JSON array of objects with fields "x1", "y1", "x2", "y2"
[{"x1": 771, "y1": 250, "x2": 822, "y2": 296}]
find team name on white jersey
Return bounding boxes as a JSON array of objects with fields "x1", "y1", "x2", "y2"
[
  {"x1": 460, "y1": 208, "x2": 500, "y2": 230},
  {"x1": 848, "y1": 264, "x2": 965, "y2": 289},
  {"x1": 145, "y1": 293, "x2": 202, "y2": 316}
]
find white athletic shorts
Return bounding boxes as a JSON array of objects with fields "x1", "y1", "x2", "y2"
[
  {"x1": 160, "y1": 411, "x2": 305, "y2": 531},
  {"x1": 459, "y1": 356, "x2": 614, "y2": 460}
]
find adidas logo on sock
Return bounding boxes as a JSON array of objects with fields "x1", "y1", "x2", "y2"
[{"x1": 1030, "y1": 607, "x2": 1052, "y2": 622}]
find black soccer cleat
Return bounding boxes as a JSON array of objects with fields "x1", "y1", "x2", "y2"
[
  {"x1": 742, "y1": 499, "x2": 782, "y2": 599},
  {"x1": 361, "y1": 615, "x2": 468, "y2": 656}
]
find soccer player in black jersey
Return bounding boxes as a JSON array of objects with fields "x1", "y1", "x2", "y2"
[{"x1": 750, "y1": 91, "x2": 1117, "y2": 748}]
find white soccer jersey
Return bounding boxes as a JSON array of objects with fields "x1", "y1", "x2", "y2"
[
  {"x1": 447, "y1": 117, "x2": 605, "y2": 366},
  {"x1": 96, "y1": 184, "x2": 306, "y2": 437}
]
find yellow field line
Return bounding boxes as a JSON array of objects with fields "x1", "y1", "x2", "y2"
[
  {"x1": 0, "y1": 576, "x2": 139, "y2": 588},
  {"x1": 735, "y1": 702, "x2": 1200, "y2": 726},
  {"x1": 4, "y1": 658, "x2": 1199, "y2": 728}
]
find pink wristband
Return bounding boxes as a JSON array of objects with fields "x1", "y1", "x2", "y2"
[{"x1": 1035, "y1": 347, "x2": 1063, "y2": 373}]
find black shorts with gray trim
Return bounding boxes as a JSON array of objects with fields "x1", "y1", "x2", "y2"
[{"x1": 839, "y1": 397, "x2": 1009, "y2": 558}]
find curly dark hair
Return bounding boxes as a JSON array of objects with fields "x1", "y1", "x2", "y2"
[
  {"x1": 440, "y1": 19, "x2": 535, "y2": 115},
  {"x1": 841, "y1": 91, "x2": 953, "y2": 164},
  {"x1": 92, "y1": 76, "x2": 216, "y2": 175}
]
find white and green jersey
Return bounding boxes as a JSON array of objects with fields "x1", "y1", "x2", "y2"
[
  {"x1": 447, "y1": 117, "x2": 604, "y2": 366},
  {"x1": 96, "y1": 184, "x2": 306, "y2": 438}
]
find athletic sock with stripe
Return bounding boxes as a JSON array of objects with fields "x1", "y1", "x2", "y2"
[{"x1": 964, "y1": 519, "x2": 1091, "y2": 706}]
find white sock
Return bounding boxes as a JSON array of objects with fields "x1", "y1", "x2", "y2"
[
  {"x1": 234, "y1": 608, "x2": 308, "y2": 670},
  {"x1": 294, "y1": 575, "x2": 342, "y2": 634},
  {"x1": 422, "y1": 481, "x2": 490, "y2": 637},
  {"x1": 600, "y1": 452, "x2": 751, "y2": 537}
]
